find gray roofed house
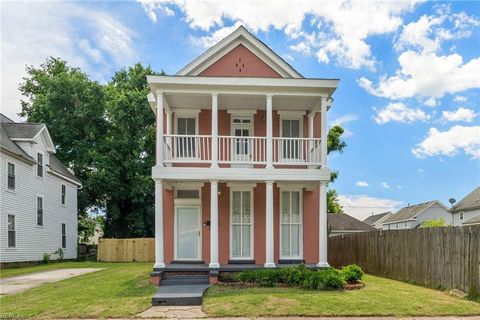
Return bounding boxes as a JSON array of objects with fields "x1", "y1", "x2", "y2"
[
  {"x1": 382, "y1": 200, "x2": 450, "y2": 230},
  {"x1": 47, "y1": 152, "x2": 81, "y2": 184},
  {"x1": 363, "y1": 211, "x2": 393, "y2": 230},
  {"x1": 328, "y1": 213, "x2": 376, "y2": 236},
  {"x1": 450, "y1": 187, "x2": 480, "y2": 226}
]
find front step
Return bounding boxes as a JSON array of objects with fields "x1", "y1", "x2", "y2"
[{"x1": 151, "y1": 273, "x2": 211, "y2": 306}]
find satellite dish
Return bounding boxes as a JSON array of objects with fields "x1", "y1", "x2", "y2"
[{"x1": 449, "y1": 198, "x2": 456, "y2": 205}]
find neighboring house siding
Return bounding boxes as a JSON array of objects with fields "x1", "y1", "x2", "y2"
[
  {"x1": 452, "y1": 208, "x2": 480, "y2": 226},
  {"x1": 0, "y1": 151, "x2": 78, "y2": 263},
  {"x1": 372, "y1": 213, "x2": 392, "y2": 229},
  {"x1": 383, "y1": 204, "x2": 450, "y2": 230}
]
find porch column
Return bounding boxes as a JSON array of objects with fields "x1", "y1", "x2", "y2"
[
  {"x1": 307, "y1": 112, "x2": 315, "y2": 167},
  {"x1": 317, "y1": 181, "x2": 329, "y2": 267},
  {"x1": 211, "y1": 94, "x2": 219, "y2": 168},
  {"x1": 209, "y1": 180, "x2": 220, "y2": 268},
  {"x1": 156, "y1": 91, "x2": 164, "y2": 166},
  {"x1": 154, "y1": 180, "x2": 165, "y2": 268},
  {"x1": 266, "y1": 94, "x2": 273, "y2": 168},
  {"x1": 320, "y1": 97, "x2": 327, "y2": 167},
  {"x1": 264, "y1": 180, "x2": 275, "y2": 267},
  {"x1": 166, "y1": 111, "x2": 172, "y2": 167}
]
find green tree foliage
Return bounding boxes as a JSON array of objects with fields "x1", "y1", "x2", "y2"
[
  {"x1": 420, "y1": 217, "x2": 447, "y2": 228},
  {"x1": 326, "y1": 125, "x2": 346, "y2": 213}
]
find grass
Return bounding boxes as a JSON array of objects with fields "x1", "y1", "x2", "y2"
[
  {"x1": 203, "y1": 275, "x2": 480, "y2": 317},
  {"x1": 0, "y1": 261, "x2": 97, "y2": 279},
  {"x1": 0, "y1": 261, "x2": 155, "y2": 319}
]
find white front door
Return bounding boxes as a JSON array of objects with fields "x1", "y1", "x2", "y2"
[
  {"x1": 230, "y1": 190, "x2": 253, "y2": 259},
  {"x1": 231, "y1": 118, "x2": 252, "y2": 163},
  {"x1": 175, "y1": 206, "x2": 201, "y2": 260}
]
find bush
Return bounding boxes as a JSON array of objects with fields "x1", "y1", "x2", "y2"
[
  {"x1": 278, "y1": 263, "x2": 311, "y2": 286},
  {"x1": 54, "y1": 248, "x2": 65, "y2": 261},
  {"x1": 42, "y1": 253, "x2": 51, "y2": 264},
  {"x1": 341, "y1": 264, "x2": 364, "y2": 283},
  {"x1": 302, "y1": 268, "x2": 344, "y2": 290}
]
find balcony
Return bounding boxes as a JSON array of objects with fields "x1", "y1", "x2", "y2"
[{"x1": 163, "y1": 134, "x2": 323, "y2": 167}]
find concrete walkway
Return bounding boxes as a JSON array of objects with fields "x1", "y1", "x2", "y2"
[{"x1": 0, "y1": 268, "x2": 103, "y2": 295}]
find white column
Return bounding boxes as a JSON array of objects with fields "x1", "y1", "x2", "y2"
[
  {"x1": 165, "y1": 111, "x2": 172, "y2": 166},
  {"x1": 320, "y1": 97, "x2": 327, "y2": 167},
  {"x1": 266, "y1": 95, "x2": 273, "y2": 168},
  {"x1": 264, "y1": 180, "x2": 275, "y2": 267},
  {"x1": 156, "y1": 92, "x2": 164, "y2": 166},
  {"x1": 317, "y1": 181, "x2": 329, "y2": 267},
  {"x1": 166, "y1": 111, "x2": 172, "y2": 135},
  {"x1": 211, "y1": 94, "x2": 219, "y2": 168},
  {"x1": 154, "y1": 180, "x2": 165, "y2": 269},
  {"x1": 308, "y1": 112, "x2": 315, "y2": 166},
  {"x1": 209, "y1": 180, "x2": 220, "y2": 268}
]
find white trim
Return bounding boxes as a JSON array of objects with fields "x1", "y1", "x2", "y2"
[
  {"x1": 226, "y1": 182, "x2": 257, "y2": 189},
  {"x1": 229, "y1": 187, "x2": 254, "y2": 260},
  {"x1": 279, "y1": 115, "x2": 303, "y2": 162},
  {"x1": 176, "y1": 26, "x2": 302, "y2": 78},
  {"x1": 279, "y1": 189, "x2": 303, "y2": 260},
  {"x1": 36, "y1": 194, "x2": 44, "y2": 227},
  {"x1": 172, "y1": 182, "x2": 204, "y2": 190},
  {"x1": 174, "y1": 113, "x2": 199, "y2": 135},
  {"x1": 174, "y1": 205, "x2": 202, "y2": 261},
  {"x1": 6, "y1": 213, "x2": 16, "y2": 249},
  {"x1": 173, "y1": 109, "x2": 201, "y2": 116},
  {"x1": 277, "y1": 110, "x2": 306, "y2": 117},
  {"x1": 46, "y1": 169, "x2": 82, "y2": 187},
  {"x1": 6, "y1": 161, "x2": 16, "y2": 192}
]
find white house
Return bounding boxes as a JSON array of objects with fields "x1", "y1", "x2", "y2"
[
  {"x1": 0, "y1": 114, "x2": 81, "y2": 263},
  {"x1": 363, "y1": 211, "x2": 393, "y2": 230},
  {"x1": 450, "y1": 186, "x2": 480, "y2": 226},
  {"x1": 382, "y1": 200, "x2": 450, "y2": 230}
]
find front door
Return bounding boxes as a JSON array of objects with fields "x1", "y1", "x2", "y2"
[
  {"x1": 175, "y1": 206, "x2": 201, "y2": 261},
  {"x1": 232, "y1": 117, "x2": 252, "y2": 163}
]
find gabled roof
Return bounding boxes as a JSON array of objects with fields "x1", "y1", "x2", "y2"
[
  {"x1": 451, "y1": 187, "x2": 480, "y2": 213},
  {"x1": 177, "y1": 26, "x2": 303, "y2": 78},
  {"x1": 47, "y1": 152, "x2": 81, "y2": 185},
  {"x1": 328, "y1": 213, "x2": 376, "y2": 231},
  {"x1": 462, "y1": 215, "x2": 480, "y2": 226},
  {"x1": 0, "y1": 123, "x2": 36, "y2": 163},
  {"x1": 363, "y1": 211, "x2": 392, "y2": 226},
  {"x1": 1, "y1": 122, "x2": 55, "y2": 153},
  {"x1": 383, "y1": 200, "x2": 448, "y2": 224}
]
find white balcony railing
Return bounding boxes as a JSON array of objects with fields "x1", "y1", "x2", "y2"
[{"x1": 163, "y1": 134, "x2": 322, "y2": 166}]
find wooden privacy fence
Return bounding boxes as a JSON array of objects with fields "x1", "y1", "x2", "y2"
[
  {"x1": 328, "y1": 226, "x2": 480, "y2": 294},
  {"x1": 97, "y1": 238, "x2": 154, "y2": 262}
]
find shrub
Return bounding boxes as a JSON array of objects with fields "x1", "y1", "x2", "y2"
[
  {"x1": 302, "y1": 268, "x2": 344, "y2": 290},
  {"x1": 54, "y1": 248, "x2": 65, "y2": 261},
  {"x1": 341, "y1": 264, "x2": 364, "y2": 283},
  {"x1": 42, "y1": 253, "x2": 51, "y2": 264},
  {"x1": 235, "y1": 270, "x2": 257, "y2": 283},
  {"x1": 278, "y1": 263, "x2": 311, "y2": 286}
]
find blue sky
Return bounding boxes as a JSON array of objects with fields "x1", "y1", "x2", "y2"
[{"x1": 1, "y1": 1, "x2": 479, "y2": 219}]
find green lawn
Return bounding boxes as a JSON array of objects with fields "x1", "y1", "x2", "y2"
[
  {"x1": 203, "y1": 275, "x2": 480, "y2": 317},
  {"x1": 0, "y1": 261, "x2": 98, "y2": 279},
  {"x1": 0, "y1": 262, "x2": 154, "y2": 319}
]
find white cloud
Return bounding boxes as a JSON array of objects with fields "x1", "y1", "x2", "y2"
[
  {"x1": 373, "y1": 102, "x2": 431, "y2": 124},
  {"x1": 412, "y1": 125, "x2": 480, "y2": 159},
  {"x1": 442, "y1": 107, "x2": 478, "y2": 123},
  {"x1": 397, "y1": 185, "x2": 403, "y2": 189},
  {"x1": 190, "y1": 22, "x2": 242, "y2": 48},
  {"x1": 330, "y1": 113, "x2": 358, "y2": 137},
  {"x1": 356, "y1": 181, "x2": 369, "y2": 187},
  {"x1": 453, "y1": 95, "x2": 467, "y2": 102},
  {"x1": 359, "y1": 51, "x2": 480, "y2": 101},
  {"x1": 1, "y1": 1, "x2": 136, "y2": 121},
  {"x1": 338, "y1": 194, "x2": 403, "y2": 221},
  {"x1": 137, "y1": 0, "x2": 419, "y2": 70},
  {"x1": 381, "y1": 182, "x2": 390, "y2": 189}
]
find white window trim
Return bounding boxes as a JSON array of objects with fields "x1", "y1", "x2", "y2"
[
  {"x1": 6, "y1": 161, "x2": 15, "y2": 192},
  {"x1": 36, "y1": 152, "x2": 44, "y2": 179},
  {"x1": 174, "y1": 187, "x2": 202, "y2": 206},
  {"x1": 173, "y1": 111, "x2": 199, "y2": 135},
  {"x1": 279, "y1": 188, "x2": 303, "y2": 260},
  {"x1": 61, "y1": 223, "x2": 67, "y2": 249},
  {"x1": 229, "y1": 187, "x2": 254, "y2": 260},
  {"x1": 279, "y1": 114, "x2": 304, "y2": 162},
  {"x1": 173, "y1": 205, "x2": 202, "y2": 261},
  {"x1": 61, "y1": 184, "x2": 67, "y2": 207},
  {"x1": 6, "y1": 214, "x2": 16, "y2": 249},
  {"x1": 36, "y1": 194, "x2": 44, "y2": 227}
]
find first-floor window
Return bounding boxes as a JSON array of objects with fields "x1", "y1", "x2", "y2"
[
  {"x1": 280, "y1": 191, "x2": 302, "y2": 258},
  {"x1": 37, "y1": 196, "x2": 43, "y2": 226},
  {"x1": 7, "y1": 215, "x2": 15, "y2": 248},
  {"x1": 7, "y1": 162, "x2": 15, "y2": 190},
  {"x1": 61, "y1": 223, "x2": 66, "y2": 248},
  {"x1": 231, "y1": 190, "x2": 252, "y2": 259},
  {"x1": 61, "y1": 185, "x2": 66, "y2": 205}
]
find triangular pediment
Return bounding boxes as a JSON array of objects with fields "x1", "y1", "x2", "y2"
[{"x1": 177, "y1": 26, "x2": 302, "y2": 78}]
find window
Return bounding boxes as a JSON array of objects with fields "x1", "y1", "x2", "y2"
[
  {"x1": 176, "y1": 117, "x2": 196, "y2": 158},
  {"x1": 175, "y1": 189, "x2": 199, "y2": 199},
  {"x1": 7, "y1": 162, "x2": 15, "y2": 190},
  {"x1": 459, "y1": 212, "x2": 464, "y2": 220},
  {"x1": 404, "y1": 222, "x2": 407, "y2": 227},
  {"x1": 61, "y1": 185, "x2": 66, "y2": 205},
  {"x1": 37, "y1": 153, "x2": 43, "y2": 177},
  {"x1": 280, "y1": 191, "x2": 302, "y2": 258},
  {"x1": 37, "y1": 196, "x2": 43, "y2": 226},
  {"x1": 7, "y1": 215, "x2": 15, "y2": 248},
  {"x1": 61, "y1": 223, "x2": 66, "y2": 248},
  {"x1": 281, "y1": 119, "x2": 301, "y2": 159},
  {"x1": 396, "y1": 223, "x2": 398, "y2": 229},
  {"x1": 231, "y1": 190, "x2": 252, "y2": 259}
]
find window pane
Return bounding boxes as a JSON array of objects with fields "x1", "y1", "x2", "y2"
[
  {"x1": 37, "y1": 153, "x2": 43, "y2": 177},
  {"x1": 291, "y1": 192, "x2": 300, "y2": 223},
  {"x1": 177, "y1": 118, "x2": 186, "y2": 134},
  {"x1": 281, "y1": 192, "x2": 290, "y2": 223},
  {"x1": 62, "y1": 223, "x2": 66, "y2": 248},
  {"x1": 231, "y1": 225, "x2": 241, "y2": 257},
  {"x1": 37, "y1": 197, "x2": 42, "y2": 209},
  {"x1": 291, "y1": 225, "x2": 300, "y2": 256},
  {"x1": 186, "y1": 118, "x2": 196, "y2": 135},
  {"x1": 176, "y1": 190, "x2": 199, "y2": 199},
  {"x1": 291, "y1": 120, "x2": 300, "y2": 137},
  {"x1": 242, "y1": 191, "x2": 251, "y2": 223},
  {"x1": 8, "y1": 163, "x2": 14, "y2": 175},
  {"x1": 281, "y1": 225, "x2": 290, "y2": 257},
  {"x1": 8, "y1": 215, "x2": 15, "y2": 231},
  {"x1": 282, "y1": 120, "x2": 290, "y2": 137},
  {"x1": 232, "y1": 191, "x2": 241, "y2": 223},
  {"x1": 241, "y1": 226, "x2": 251, "y2": 257}
]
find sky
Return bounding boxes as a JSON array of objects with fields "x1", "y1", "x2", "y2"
[{"x1": 1, "y1": 0, "x2": 479, "y2": 220}]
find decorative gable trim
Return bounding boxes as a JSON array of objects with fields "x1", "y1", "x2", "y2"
[{"x1": 177, "y1": 26, "x2": 302, "y2": 79}]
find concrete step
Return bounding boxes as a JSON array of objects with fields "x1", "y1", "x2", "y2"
[
  {"x1": 161, "y1": 278, "x2": 209, "y2": 286},
  {"x1": 162, "y1": 273, "x2": 209, "y2": 280},
  {"x1": 152, "y1": 284, "x2": 210, "y2": 306}
]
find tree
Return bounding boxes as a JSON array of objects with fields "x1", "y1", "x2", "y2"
[
  {"x1": 420, "y1": 217, "x2": 447, "y2": 228},
  {"x1": 326, "y1": 125, "x2": 346, "y2": 213}
]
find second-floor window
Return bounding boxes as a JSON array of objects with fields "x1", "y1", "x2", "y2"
[
  {"x1": 176, "y1": 117, "x2": 196, "y2": 158},
  {"x1": 61, "y1": 185, "x2": 66, "y2": 205},
  {"x1": 37, "y1": 153, "x2": 43, "y2": 177},
  {"x1": 460, "y1": 212, "x2": 464, "y2": 220},
  {"x1": 37, "y1": 196, "x2": 44, "y2": 226},
  {"x1": 281, "y1": 119, "x2": 301, "y2": 159},
  {"x1": 7, "y1": 162, "x2": 15, "y2": 190}
]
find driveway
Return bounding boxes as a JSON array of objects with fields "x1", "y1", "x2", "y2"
[{"x1": 0, "y1": 268, "x2": 103, "y2": 295}]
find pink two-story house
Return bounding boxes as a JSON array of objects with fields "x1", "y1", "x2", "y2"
[{"x1": 148, "y1": 26, "x2": 338, "y2": 283}]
